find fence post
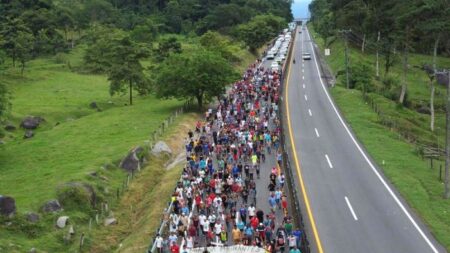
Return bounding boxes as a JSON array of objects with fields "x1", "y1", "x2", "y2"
[{"x1": 79, "y1": 233, "x2": 85, "y2": 251}]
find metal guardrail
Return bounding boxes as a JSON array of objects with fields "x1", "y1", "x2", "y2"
[{"x1": 278, "y1": 26, "x2": 311, "y2": 253}]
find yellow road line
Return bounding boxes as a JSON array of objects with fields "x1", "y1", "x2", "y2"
[{"x1": 284, "y1": 29, "x2": 324, "y2": 253}]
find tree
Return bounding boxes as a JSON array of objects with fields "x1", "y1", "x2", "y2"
[
  {"x1": 415, "y1": 0, "x2": 450, "y2": 131},
  {"x1": 154, "y1": 49, "x2": 240, "y2": 108},
  {"x1": 236, "y1": 14, "x2": 286, "y2": 52},
  {"x1": 107, "y1": 36, "x2": 150, "y2": 105},
  {"x1": 0, "y1": 18, "x2": 32, "y2": 67},
  {"x1": 153, "y1": 36, "x2": 182, "y2": 61},
  {"x1": 15, "y1": 30, "x2": 35, "y2": 75},
  {"x1": 199, "y1": 31, "x2": 241, "y2": 63}
]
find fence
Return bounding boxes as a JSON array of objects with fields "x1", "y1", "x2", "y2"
[{"x1": 75, "y1": 100, "x2": 192, "y2": 252}]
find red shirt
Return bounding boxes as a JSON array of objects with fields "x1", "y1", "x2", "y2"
[{"x1": 170, "y1": 244, "x2": 179, "y2": 253}]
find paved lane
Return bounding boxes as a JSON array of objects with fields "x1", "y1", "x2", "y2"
[{"x1": 284, "y1": 26, "x2": 445, "y2": 253}]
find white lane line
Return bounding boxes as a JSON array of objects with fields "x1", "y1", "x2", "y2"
[
  {"x1": 345, "y1": 196, "x2": 358, "y2": 221},
  {"x1": 315, "y1": 128, "x2": 320, "y2": 137},
  {"x1": 304, "y1": 95, "x2": 308, "y2": 101},
  {"x1": 306, "y1": 28, "x2": 439, "y2": 253},
  {"x1": 302, "y1": 76, "x2": 305, "y2": 80},
  {"x1": 302, "y1": 69, "x2": 305, "y2": 73},
  {"x1": 303, "y1": 84, "x2": 306, "y2": 89},
  {"x1": 308, "y1": 109, "x2": 312, "y2": 116},
  {"x1": 325, "y1": 154, "x2": 333, "y2": 168}
]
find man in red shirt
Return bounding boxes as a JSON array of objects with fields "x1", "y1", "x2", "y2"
[{"x1": 170, "y1": 242, "x2": 180, "y2": 253}]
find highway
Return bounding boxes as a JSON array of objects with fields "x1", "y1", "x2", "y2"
[{"x1": 283, "y1": 26, "x2": 446, "y2": 253}]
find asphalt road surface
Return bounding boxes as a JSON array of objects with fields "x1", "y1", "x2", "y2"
[{"x1": 284, "y1": 26, "x2": 446, "y2": 253}]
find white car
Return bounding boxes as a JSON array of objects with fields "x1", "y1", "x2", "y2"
[
  {"x1": 266, "y1": 53, "x2": 275, "y2": 60},
  {"x1": 302, "y1": 53, "x2": 311, "y2": 60},
  {"x1": 271, "y1": 62, "x2": 279, "y2": 71},
  {"x1": 274, "y1": 57, "x2": 283, "y2": 63}
]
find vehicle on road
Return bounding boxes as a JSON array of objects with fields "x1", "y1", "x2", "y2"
[
  {"x1": 266, "y1": 53, "x2": 275, "y2": 60},
  {"x1": 274, "y1": 56, "x2": 283, "y2": 63},
  {"x1": 302, "y1": 53, "x2": 311, "y2": 60},
  {"x1": 271, "y1": 61, "x2": 279, "y2": 71}
]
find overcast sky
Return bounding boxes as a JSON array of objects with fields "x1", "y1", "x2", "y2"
[{"x1": 292, "y1": 0, "x2": 312, "y2": 19}]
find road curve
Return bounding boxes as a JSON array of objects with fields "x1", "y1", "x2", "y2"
[{"x1": 284, "y1": 26, "x2": 445, "y2": 253}]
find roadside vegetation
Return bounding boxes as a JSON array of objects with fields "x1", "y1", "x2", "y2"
[
  {"x1": 308, "y1": 0, "x2": 450, "y2": 249},
  {"x1": 0, "y1": 0, "x2": 292, "y2": 252}
]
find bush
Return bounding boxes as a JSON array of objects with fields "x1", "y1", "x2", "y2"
[
  {"x1": 56, "y1": 183, "x2": 94, "y2": 212},
  {"x1": 54, "y1": 53, "x2": 68, "y2": 64}
]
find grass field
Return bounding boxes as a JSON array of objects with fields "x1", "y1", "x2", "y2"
[
  {"x1": 309, "y1": 25, "x2": 450, "y2": 250},
  {"x1": 0, "y1": 34, "x2": 257, "y2": 252}
]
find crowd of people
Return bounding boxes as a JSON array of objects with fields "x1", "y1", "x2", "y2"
[{"x1": 153, "y1": 59, "x2": 303, "y2": 253}]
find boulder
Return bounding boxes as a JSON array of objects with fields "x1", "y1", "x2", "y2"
[
  {"x1": 119, "y1": 146, "x2": 144, "y2": 172},
  {"x1": 41, "y1": 199, "x2": 62, "y2": 213},
  {"x1": 4, "y1": 123, "x2": 16, "y2": 131},
  {"x1": 20, "y1": 116, "x2": 44, "y2": 129},
  {"x1": 104, "y1": 217, "x2": 117, "y2": 226},
  {"x1": 89, "y1": 101, "x2": 98, "y2": 109},
  {"x1": 24, "y1": 130, "x2": 34, "y2": 139},
  {"x1": 29, "y1": 248, "x2": 37, "y2": 253},
  {"x1": 151, "y1": 141, "x2": 173, "y2": 156},
  {"x1": 417, "y1": 105, "x2": 431, "y2": 115},
  {"x1": 56, "y1": 216, "x2": 69, "y2": 228},
  {"x1": 0, "y1": 195, "x2": 16, "y2": 217},
  {"x1": 26, "y1": 212, "x2": 40, "y2": 223}
]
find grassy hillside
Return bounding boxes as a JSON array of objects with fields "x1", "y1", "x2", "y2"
[
  {"x1": 309, "y1": 25, "x2": 450, "y2": 250},
  {"x1": 0, "y1": 33, "x2": 257, "y2": 252}
]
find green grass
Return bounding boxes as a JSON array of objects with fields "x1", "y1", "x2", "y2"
[
  {"x1": 309, "y1": 24, "x2": 450, "y2": 250},
  {"x1": 0, "y1": 33, "x2": 257, "y2": 252},
  {"x1": 331, "y1": 87, "x2": 450, "y2": 251}
]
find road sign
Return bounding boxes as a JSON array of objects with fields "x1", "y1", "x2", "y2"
[{"x1": 325, "y1": 48, "x2": 330, "y2": 56}]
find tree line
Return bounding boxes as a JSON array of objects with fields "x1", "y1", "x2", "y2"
[
  {"x1": 309, "y1": 0, "x2": 450, "y2": 131},
  {"x1": 0, "y1": 0, "x2": 292, "y2": 119}
]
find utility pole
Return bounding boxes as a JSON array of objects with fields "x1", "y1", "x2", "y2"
[
  {"x1": 376, "y1": 31, "x2": 380, "y2": 78},
  {"x1": 437, "y1": 70, "x2": 450, "y2": 199},
  {"x1": 446, "y1": 71, "x2": 450, "y2": 199},
  {"x1": 339, "y1": 29, "x2": 352, "y2": 89}
]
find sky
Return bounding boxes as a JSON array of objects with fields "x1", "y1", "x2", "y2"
[{"x1": 292, "y1": 0, "x2": 312, "y2": 19}]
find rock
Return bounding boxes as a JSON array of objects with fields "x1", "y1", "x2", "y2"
[
  {"x1": 0, "y1": 195, "x2": 16, "y2": 217},
  {"x1": 56, "y1": 216, "x2": 69, "y2": 228},
  {"x1": 119, "y1": 146, "x2": 145, "y2": 172},
  {"x1": 68, "y1": 225, "x2": 75, "y2": 235},
  {"x1": 104, "y1": 217, "x2": 117, "y2": 226},
  {"x1": 20, "y1": 116, "x2": 44, "y2": 129},
  {"x1": 89, "y1": 102, "x2": 98, "y2": 109},
  {"x1": 24, "y1": 130, "x2": 34, "y2": 139},
  {"x1": 4, "y1": 123, "x2": 16, "y2": 131},
  {"x1": 0, "y1": 140, "x2": 4, "y2": 145},
  {"x1": 417, "y1": 105, "x2": 431, "y2": 115},
  {"x1": 41, "y1": 199, "x2": 62, "y2": 213},
  {"x1": 151, "y1": 141, "x2": 173, "y2": 156},
  {"x1": 29, "y1": 248, "x2": 37, "y2": 253},
  {"x1": 26, "y1": 212, "x2": 40, "y2": 223}
]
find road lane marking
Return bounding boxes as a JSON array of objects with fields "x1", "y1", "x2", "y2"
[
  {"x1": 302, "y1": 69, "x2": 305, "y2": 73},
  {"x1": 306, "y1": 27, "x2": 439, "y2": 253},
  {"x1": 303, "y1": 84, "x2": 306, "y2": 89},
  {"x1": 325, "y1": 154, "x2": 333, "y2": 168},
  {"x1": 304, "y1": 95, "x2": 308, "y2": 101},
  {"x1": 315, "y1": 128, "x2": 320, "y2": 137},
  {"x1": 345, "y1": 196, "x2": 358, "y2": 221},
  {"x1": 285, "y1": 27, "x2": 324, "y2": 253},
  {"x1": 308, "y1": 109, "x2": 312, "y2": 116},
  {"x1": 302, "y1": 76, "x2": 305, "y2": 80}
]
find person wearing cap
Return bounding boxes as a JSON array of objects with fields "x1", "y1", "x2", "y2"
[{"x1": 256, "y1": 222, "x2": 266, "y2": 242}]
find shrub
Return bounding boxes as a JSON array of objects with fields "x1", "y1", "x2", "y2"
[
  {"x1": 54, "y1": 53, "x2": 68, "y2": 64},
  {"x1": 56, "y1": 183, "x2": 94, "y2": 212}
]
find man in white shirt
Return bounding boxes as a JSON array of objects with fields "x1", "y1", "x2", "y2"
[
  {"x1": 248, "y1": 204, "x2": 256, "y2": 219},
  {"x1": 155, "y1": 234, "x2": 164, "y2": 253}
]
